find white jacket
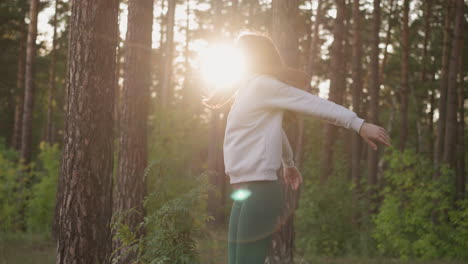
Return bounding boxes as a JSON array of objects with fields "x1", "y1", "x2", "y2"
[{"x1": 223, "y1": 74, "x2": 364, "y2": 184}]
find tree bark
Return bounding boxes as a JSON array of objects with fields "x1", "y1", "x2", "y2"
[
  {"x1": 320, "y1": 0, "x2": 346, "y2": 183},
  {"x1": 379, "y1": 0, "x2": 396, "y2": 82},
  {"x1": 268, "y1": 1, "x2": 300, "y2": 263},
  {"x1": 442, "y1": 0, "x2": 464, "y2": 167},
  {"x1": 351, "y1": 0, "x2": 363, "y2": 191},
  {"x1": 456, "y1": 34, "x2": 465, "y2": 201},
  {"x1": 367, "y1": 0, "x2": 381, "y2": 210},
  {"x1": 160, "y1": 0, "x2": 175, "y2": 108},
  {"x1": 207, "y1": 0, "x2": 227, "y2": 226},
  {"x1": 112, "y1": 0, "x2": 154, "y2": 263},
  {"x1": 398, "y1": 0, "x2": 409, "y2": 151},
  {"x1": 45, "y1": 0, "x2": 59, "y2": 144},
  {"x1": 20, "y1": 0, "x2": 39, "y2": 164},
  {"x1": 306, "y1": 0, "x2": 322, "y2": 93},
  {"x1": 12, "y1": 25, "x2": 27, "y2": 151},
  {"x1": 55, "y1": 0, "x2": 119, "y2": 263},
  {"x1": 434, "y1": 0, "x2": 453, "y2": 168}
]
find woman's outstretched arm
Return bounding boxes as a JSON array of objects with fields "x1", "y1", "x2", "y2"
[{"x1": 258, "y1": 76, "x2": 391, "y2": 150}]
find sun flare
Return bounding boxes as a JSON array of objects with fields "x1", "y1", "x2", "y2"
[{"x1": 199, "y1": 44, "x2": 246, "y2": 88}]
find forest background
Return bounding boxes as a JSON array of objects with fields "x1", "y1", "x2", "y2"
[{"x1": 0, "y1": 0, "x2": 467, "y2": 263}]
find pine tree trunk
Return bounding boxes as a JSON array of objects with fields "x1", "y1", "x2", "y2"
[
  {"x1": 45, "y1": 0, "x2": 59, "y2": 144},
  {"x1": 306, "y1": 0, "x2": 322, "y2": 93},
  {"x1": 456, "y1": 36, "x2": 465, "y2": 201},
  {"x1": 379, "y1": 0, "x2": 396, "y2": 82},
  {"x1": 20, "y1": 0, "x2": 39, "y2": 164},
  {"x1": 207, "y1": 0, "x2": 226, "y2": 226},
  {"x1": 442, "y1": 0, "x2": 464, "y2": 167},
  {"x1": 320, "y1": 0, "x2": 346, "y2": 183},
  {"x1": 55, "y1": 0, "x2": 119, "y2": 262},
  {"x1": 112, "y1": 0, "x2": 154, "y2": 263},
  {"x1": 268, "y1": 1, "x2": 300, "y2": 263},
  {"x1": 398, "y1": 0, "x2": 409, "y2": 151},
  {"x1": 12, "y1": 26, "x2": 27, "y2": 151},
  {"x1": 367, "y1": 0, "x2": 381, "y2": 210},
  {"x1": 434, "y1": 0, "x2": 453, "y2": 168},
  {"x1": 351, "y1": 0, "x2": 363, "y2": 191},
  {"x1": 160, "y1": 0, "x2": 175, "y2": 108}
]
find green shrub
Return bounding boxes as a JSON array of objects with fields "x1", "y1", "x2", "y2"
[
  {"x1": 111, "y1": 165, "x2": 213, "y2": 264},
  {"x1": 373, "y1": 149, "x2": 468, "y2": 260},
  {"x1": 26, "y1": 142, "x2": 60, "y2": 232},
  {"x1": 0, "y1": 139, "x2": 34, "y2": 232}
]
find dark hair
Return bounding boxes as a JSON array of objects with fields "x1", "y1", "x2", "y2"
[{"x1": 203, "y1": 33, "x2": 310, "y2": 108}]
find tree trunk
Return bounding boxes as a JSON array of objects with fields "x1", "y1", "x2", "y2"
[
  {"x1": 112, "y1": 0, "x2": 154, "y2": 263},
  {"x1": 20, "y1": 0, "x2": 39, "y2": 164},
  {"x1": 367, "y1": 0, "x2": 381, "y2": 210},
  {"x1": 160, "y1": 0, "x2": 175, "y2": 108},
  {"x1": 306, "y1": 0, "x2": 322, "y2": 93},
  {"x1": 45, "y1": 0, "x2": 59, "y2": 144},
  {"x1": 398, "y1": 0, "x2": 409, "y2": 151},
  {"x1": 320, "y1": 0, "x2": 346, "y2": 183},
  {"x1": 434, "y1": 0, "x2": 453, "y2": 168},
  {"x1": 420, "y1": 0, "x2": 432, "y2": 157},
  {"x1": 12, "y1": 26, "x2": 27, "y2": 151},
  {"x1": 442, "y1": 0, "x2": 464, "y2": 167},
  {"x1": 55, "y1": 0, "x2": 119, "y2": 263},
  {"x1": 379, "y1": 0, "x2": 396, "y2": 82},
  {"x1": 456, "y1": 35, "x2": 465, "y2": 201},
  {"x1": 181, "y1": 0, "x2": 191, "y2": 106},
  {"x1": 268, "y1": 1, "x2": 300, "y2": 263},
  {"x1": 207, "y1": 0, "x2": 226, "y2": 226},
  {"x1": 351, "y1": 0, "x2": 363, "y2": 191}
]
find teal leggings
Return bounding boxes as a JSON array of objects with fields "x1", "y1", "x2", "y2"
[{"x1": 228, "y1": 180, "x2": 283, "y2": 264}]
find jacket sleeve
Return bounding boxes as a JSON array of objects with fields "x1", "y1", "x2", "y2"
[
  {"x1": 282, "y1": 129, "x2": 295, "y2": 168},
  {"x1": 260, "y1": 77, "x2": 364, "y2": 133}
]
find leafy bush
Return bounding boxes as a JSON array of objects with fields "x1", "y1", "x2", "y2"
[
  {"x1": 26, "y1": 142, "x2": 60, "y2": 232},
  {"x1": 111, "y1": 165, "x2": 213, "y2": 264},
  {"x1": 295, "y1": 130, "x2": 376, "y2": 258},
  {"x1": 373, "y1": 149, "x2": 468, "y2": 260},
  {"x1": 296, "y1": 173, "x2": 375, "y2": 258},
  {"x1": 0, "y1": 140, "x2": 60, "y2": 233},
  {"x1": 0, "y1": 139, "x2": 34, "y2": 232}
]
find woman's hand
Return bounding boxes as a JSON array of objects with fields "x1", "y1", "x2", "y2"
[
  {"x1": 359, "y1": 122, "x2": 391, "y2": 150},
  {"x1": 283, "y1": 166, "x2": 303, "y2": 190}
]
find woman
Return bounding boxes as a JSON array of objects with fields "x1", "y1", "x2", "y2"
[{"x1": 204, "y1": 33, "x2": 391, "y2": 264}]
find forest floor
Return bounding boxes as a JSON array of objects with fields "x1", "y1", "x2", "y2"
[{"x1": 0, "y1": 231, "x2": 467, "y2": 264}]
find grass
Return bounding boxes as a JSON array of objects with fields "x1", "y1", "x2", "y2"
[
  {"x1": 0, "y1": 232, "x2": 55, "y2": 264},
  {"x1": 0, "y1": 231, "x2": 467, "y2": 264}
]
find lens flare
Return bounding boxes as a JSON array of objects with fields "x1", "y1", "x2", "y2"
[
  {"x1": 230, "y1": 189, "x2": 252, "y2": 201},
  {"x1": 199, "y1": 44, "x2": 246, "y2": 88}
]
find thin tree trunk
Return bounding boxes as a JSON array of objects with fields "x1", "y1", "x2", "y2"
[
  {"x1": 12, "y1": 26, "x2": 27, "y2": 151},
  {"x1": 414, "y1": 0, "x2": 432, "y2": 156},
  {"x1": 20, "y1": 0, "x2": 39, "y2": 165},
  {"x1": 181, "y1": 0, "x2": 191, "y2": 106},
  {"x1": 398, "y1": 0, "x2": 409, "y2": 151},
  {"x1": 456, "y1": 36, "x2": 465, "y2": 201},
  {"x1": 113, "y1": 0, "x2": 154, "y2": 263},
  {"x1": 320, "y1": 0, "x2": 346, "y2": 183},
  {"x1": 55, "y1": 0, "x2": 119, "y2": 262},
  {"x1": 379, "y1": 0, "x2": 396, "y2": 82},
  {"x1": 434, "y1": 1, "x2": 453, "y2": 167},
  {"x1": 428, "y1": 73, "x2": 436, "y2": 162},
  {"x1": 442, "y1": 0, "x2": 464, "y2": 167},
  {"x1": 306, "y1": 0, "x2": 322, "y2": 93},
  {"x1": 160, "y1": 0, "x2": 175, "y2": 108},
  {"x1": 351, "y1": 0, "x2": 363, "y2": 191},
  {"x1": 207, "y1": 0, "x2": 226, "y2": 226},
  {"x1": 45, "y1": 0, "x2": 59, "y2": 144},
  {"x1": 268, "y1": 1, "x2": 300, "y2": 262},
  {"x1": 367, "y1": 0, "x2": 381, "y2": 210}
]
